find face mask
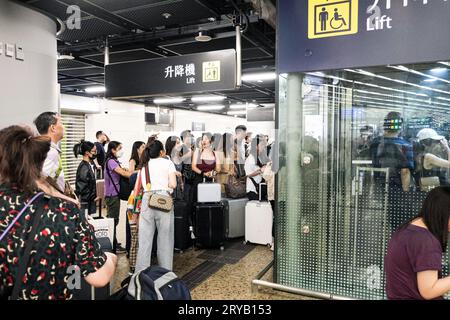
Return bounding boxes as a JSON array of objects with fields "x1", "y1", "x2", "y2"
[
  {"x1": 116, "y1": 150, "x2": 124, "y2": 158},
  {"x1": 90, "y1": 154, "x2": 97, "y2": 160}
]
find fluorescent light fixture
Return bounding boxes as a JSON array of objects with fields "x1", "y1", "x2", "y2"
[
  {"x1": 389, "y1": 65, "x2": 450, "y2": 85},
  {"x1": 430, "y1": 67, "x2": 447, "y2": 73},
  {"x1": 438, "y1": 61, "x2": 450, "y2": 66},
  {"x1": 85, "y1": 86, "x2": 106, "y2": 93},
  {"x1": 153, "y1": 97, "x2": 185, "y2": 104},
  {"x1": 423, "y1": 78, "x2": 437, "y2": 83},
  {"x1": 242, "y1": 72, "x2": 276, "y2": 82},
  {"x1": 196, "y1": 105, "x2": 225, "y2": 111},
  {"x1": 191, "y1": 95, "x2": 226, "y2": 102},
  {"x1": 345, "y1": 69, "x2": 450, "y2": 96},
  {"x1": 227, "y1": 110, "x2": 247, "y2": 116}
]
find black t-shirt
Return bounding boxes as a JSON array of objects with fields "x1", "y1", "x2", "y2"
[{"x1": 94, "y1": 142, "x2": 106, "y2": 167}]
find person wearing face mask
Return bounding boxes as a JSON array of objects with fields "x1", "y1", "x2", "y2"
[
  {"x1": 104, "y1": 141, "x2": 132, "y2": 254},
  {"x1": 74, "y1": 140, "x2": 99, "y2": 220}
]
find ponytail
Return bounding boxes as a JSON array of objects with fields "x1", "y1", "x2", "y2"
[{"x1": 73, "y1": 140, "x2": 95, "y2": 158}]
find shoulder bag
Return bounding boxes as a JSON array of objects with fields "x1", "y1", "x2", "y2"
[{"x1": 144, "y1": 165, "x2": 173, "y2": 213}]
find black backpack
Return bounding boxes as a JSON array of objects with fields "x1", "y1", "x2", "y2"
[
  {"x1": 110, "y1": 266, "x2": 191, "y2": 300},
  {"x1": 105, "y1": 158, "x2": 131, "y2": 201}
]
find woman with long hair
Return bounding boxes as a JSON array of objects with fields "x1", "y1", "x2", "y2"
[
  {"x1": 0, "y1": 126, "x2": 116, "y2": 300},
  {"x1": 73, "y1": 140, "x2": 98, "y2": 219},
  {"x1": 134, "y1": 136, "x2": 177, "y2": 272},
  {"x1": 192, "y1": 132, "x2": 220, "y2": 201},
  {"x1": 104, "y1": 141, "x2": 132, "y2": 253},
  {"x1": 385, "y1": 186, "x2": 450, "y2": 299},
  {"x1": 129, "y1": 141, "x2": 145, "y2": 173},
  {"x1": 215, "y1": 133, "x2": 237, "y2": 194}
]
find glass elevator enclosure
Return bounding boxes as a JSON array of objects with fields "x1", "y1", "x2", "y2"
[{"x1": 275, "y1": 63, "x2": 450, "y2": 299}]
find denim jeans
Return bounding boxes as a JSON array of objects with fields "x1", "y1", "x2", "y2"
[{"x1": 135, "y1": 192, "x2": 174, "y2": 272}]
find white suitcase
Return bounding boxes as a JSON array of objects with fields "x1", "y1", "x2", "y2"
[
  {"x1": 197, "y1": 178, "x2": 221, "y2": 203},
  {"x1": 245, "y1": 184, "x2": 273, "y2": 246}
]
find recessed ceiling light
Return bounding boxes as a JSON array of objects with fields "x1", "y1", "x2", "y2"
[
  {"x1": 162, "y1": 12, "x2": 172, "y2": 19},
  {"x1": 208, "y1": 17, "x2": 216, "y2": 22}
]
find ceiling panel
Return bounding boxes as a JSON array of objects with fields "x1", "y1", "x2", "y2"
[
  {"x1": 59, "y1": 66, "x2": 104, "y2": 77},
  {"x1": 87, "y1": 0, "x2": 176, "y2": 12},
  {"x1": 116, "y1": 0, "x2": 215, "y2": 28},
  {"x1": 58, "y1": 59, "x2": 93, "y2": 70},
  {"x1": 58, "y1": 17, "x2": 128, "y2": 42},
  {"x1": 25, "y1": 0, "x2": 89, "y2": 19}
]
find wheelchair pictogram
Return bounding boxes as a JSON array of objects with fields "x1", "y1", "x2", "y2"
[
  {"x1": 308, "y1": 0, "x2": 358, "y2": 39},
  {"x1": 330, "y1": 8, "x2": 347, "y2": 30}
]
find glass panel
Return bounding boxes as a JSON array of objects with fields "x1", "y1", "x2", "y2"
[{"x1": 276, "y1": 62, "x2": 450, "y2": 299}]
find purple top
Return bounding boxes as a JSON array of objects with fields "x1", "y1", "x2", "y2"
[
  {"x1": 385, "y1": 224, "x2": 443, "y2": 300},
  {"x1": 104, "y1": 158, "x2": 120, "y2": 197}
]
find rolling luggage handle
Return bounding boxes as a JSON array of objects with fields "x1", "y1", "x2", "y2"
[{"x1": 258, "y1": 183, "x2": 267, "y2": 202}]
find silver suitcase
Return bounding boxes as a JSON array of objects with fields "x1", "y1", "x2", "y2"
[
  {"x1": 223, "y1": 198, "x2": 248, "y2": 238},
  {"x1": 197, "y1": 178, "x2": 221, "y2": 203}
]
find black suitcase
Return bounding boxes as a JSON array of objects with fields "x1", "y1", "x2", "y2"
[
  {"x1": 72, "y1": 237, "x2": 112, "y2": 300},
  {"x1": 174, "y1": 200, "x2": 192, "y2": 252},
  {"x1": 194, "y1": 202, "x2": 226, "y2": 250}
]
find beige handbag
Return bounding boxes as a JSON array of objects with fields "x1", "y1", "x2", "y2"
[
  {"x1": 144, "y1": 165, "x2": 173, "y2": 212},
  {"x1": 148, "y1": 193, "x2": 173, "y2": 212}
]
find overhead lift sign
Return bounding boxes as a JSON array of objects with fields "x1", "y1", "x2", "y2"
[
  {"x1": 279, "y1": 0, "x2": 450, "y2": 72},
  {"x1": 105, "y1": 49, "x2": 236, "y2": 99}
]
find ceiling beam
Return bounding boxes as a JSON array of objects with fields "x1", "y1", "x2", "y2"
[{"x1": 58, "y1": 14, "x2": 259, "y2": 52}]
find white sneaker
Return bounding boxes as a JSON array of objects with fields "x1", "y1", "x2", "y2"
[{"x1": 270, "y1": 237, "x2": 274, "y2": 251}]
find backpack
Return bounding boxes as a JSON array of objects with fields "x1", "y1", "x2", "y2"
[
  {"x1": 373, "y1": 139, "x2": 408, "y2": 179},
  {"x1": 113, "y1": 266, "x2": 191, "y2": 300}
]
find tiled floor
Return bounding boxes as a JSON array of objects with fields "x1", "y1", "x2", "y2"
[
  {"x1": 108, "y1": 202, "x2": 314, "y2": 300},
  {"x1": 112, "y1": 239, "x2": 314, "y2": 300}
]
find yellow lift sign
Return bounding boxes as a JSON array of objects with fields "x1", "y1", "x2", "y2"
[
  {"x1": 203, "y1": 61, "x2": 221, "y2": 82},
  {"x1": 308, "y1": 0, "x2": 358, "y2": 39}
]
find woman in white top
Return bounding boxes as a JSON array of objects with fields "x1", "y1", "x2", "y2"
[
  {"x1": 245, "y1": 134, "x2": 269, "y2": 201},
  {"x1": 134, "y1": 136, "x2": 177, "y2": 272}
]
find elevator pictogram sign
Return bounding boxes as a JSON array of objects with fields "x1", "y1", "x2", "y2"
[{"x1": 308, "y1": 0, "x2": 358, "y2": 39}]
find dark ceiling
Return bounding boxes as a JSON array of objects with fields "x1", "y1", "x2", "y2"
[{"x1": 18, "y1": 0, "x2": 276, "y2": 114}]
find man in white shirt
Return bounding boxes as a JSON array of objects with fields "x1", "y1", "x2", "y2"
[{"x1": 34, "y1": 112, "x2": 66, "y2": 191}]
